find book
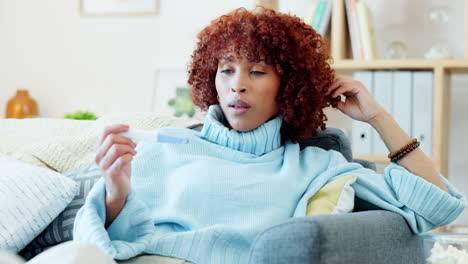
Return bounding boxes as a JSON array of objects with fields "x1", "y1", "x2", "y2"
[
  {"x1": 345, "y1": 0, "x2": 363, "y2": 60},
  {"x1": 366, "y1": 4, "x2": 378, "y2": 59},
  {"x1": 392, "y1": 71, "x2": 413, "y2": 137},
  {"x1": 412, "y1": 71, "x2": 433, "y2": 155},
  {"x1": 355, "y1": 1, "x2": 377, "y2": 60},
  {"x1": 372, "y1": 71, "x2": 393, "y2": 154},
  {"x1": 352, "y1": 71, "x2": 374, "y2": 154},
  {"x1": 303, "y1": 2, "x2": 317, "y2": 26},
  {"x1": 318, "y1": 0, "x2": 333, "y2": 36},
  {"x1": 312, "y1": 1, "x2": 327, "y2": 32}
]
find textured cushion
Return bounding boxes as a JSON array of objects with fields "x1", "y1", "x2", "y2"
[
  {"x1": 306, "y1": 175, "x2": 357, "y2": 216},
  {"x1": 0, "y1": 154, "x2": 78, "y2": 252},
  {"x1": 19, "y1": 165, "x2": 101, "y2": 260},
  {"x1": 0, "y1": 113, "x2": 199, "y2": 173}
]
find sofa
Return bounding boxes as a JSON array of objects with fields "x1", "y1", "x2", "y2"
[{"x1": 0, "y1": 113, "x2": 423, "y2": 263}]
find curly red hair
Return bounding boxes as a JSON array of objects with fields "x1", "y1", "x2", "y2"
[{"x1": 188, "y1": 7, "x2": 337, "y2": 142}]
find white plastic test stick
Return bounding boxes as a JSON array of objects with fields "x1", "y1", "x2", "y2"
[{"x1": 119, "y1": 129, "x2": 189, "y2": 144}]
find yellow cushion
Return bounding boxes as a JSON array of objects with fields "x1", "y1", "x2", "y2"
[{"x1": 306, "y1": 175, "x2": 358, "y2": 216}]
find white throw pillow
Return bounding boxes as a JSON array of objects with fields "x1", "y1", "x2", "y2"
[{"x1": 0, "y1": 154, "x2": 78, "y2": 252}]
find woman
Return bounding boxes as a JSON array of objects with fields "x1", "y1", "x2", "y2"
[{"x1": 72, "y1": 7, "x2": 464, "y2": 264}]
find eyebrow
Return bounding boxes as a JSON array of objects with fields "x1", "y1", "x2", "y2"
[
  {"x1": 219, "y1": 57, "x2": 266, "y2": 63},
  {"x1": 251, "y1": 59, "x2": 266, "y2": 63}
]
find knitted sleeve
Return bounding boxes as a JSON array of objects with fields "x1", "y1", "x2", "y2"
[
  {"x1": 72, "y1": 178, "x2": 154, "y2": 260},
  {"x1": 326, "y1": 150, "x2": 466, "y2": 233}
]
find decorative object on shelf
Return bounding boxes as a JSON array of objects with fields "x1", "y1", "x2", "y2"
[
  {"x1": 424, "y1": 42, "x2": 451, "y2": 59},
  {"x1": 386, "y1": 41, "x2": 408, "y2": 59},
  {"x1": 168, "y1": 87, "x2": 195, "y2": 118},
  {"x1": 424, "y1": 0, "x2": 452, "y2": 59},
  {"x1": 80, "y1": 0, "x2": 159, "y2": 16},
  {"x1": 64, "y1": 111, "x2": 98, "y2": 120},
  {"x1": 6, "y1": 89, "x2": 39, "y2": 119}
]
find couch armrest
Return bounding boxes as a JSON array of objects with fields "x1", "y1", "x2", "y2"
[
  {"x1": 352, "y1": 158, "x2": 377, "y2": 171},
  {"x1": 248, "y1": 211, "x2": 423, "y2": 264}
]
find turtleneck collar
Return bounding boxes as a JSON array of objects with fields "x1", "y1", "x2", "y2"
[{"x1": 199, "y1": 105, "x2": 282, "y2": 156}]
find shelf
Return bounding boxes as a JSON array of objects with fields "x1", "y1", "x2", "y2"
[
  {"x1": 331, "y1": 59, "x2": 468, "y2": 71},
  {"x1": 353, "y1": 154, "x2": 389, "y2": 164},
  {"x1": 354, "y1": 154, "x2": 437, "y2": 166}
]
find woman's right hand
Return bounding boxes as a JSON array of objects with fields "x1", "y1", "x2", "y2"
[{"x1": 95, "y1": 124, "x2": 137, "y2": 203}]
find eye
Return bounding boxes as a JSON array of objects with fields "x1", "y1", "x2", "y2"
[
  {"x1": 220, "y1": 69, "x2": 233, "y2": 74},
  {"x1": 251, "y1": 71, "x2": 265, "y2": 75}
]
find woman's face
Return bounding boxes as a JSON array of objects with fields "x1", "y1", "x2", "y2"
[{"x1": 215, "y1": 54, "x2": 281, "y2": 131}]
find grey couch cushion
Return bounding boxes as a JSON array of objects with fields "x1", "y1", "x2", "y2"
[
  {"x1": 19, "y1": 165, "x2": 101, "y2": 260},
  {"x1": 298, "y1": 127, "x2": 352, "y2": 161},
  {"x1": 248, "y1": 210, "x2": 422, "y2": 264}
]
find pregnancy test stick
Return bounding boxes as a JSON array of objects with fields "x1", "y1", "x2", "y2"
[{"x1": 119, "y1": 129, "x2": 189, "y2": 144}]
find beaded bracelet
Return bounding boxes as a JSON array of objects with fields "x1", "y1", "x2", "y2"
[
  {"x1": 388, "y1": 138, "x2": 417, "y2": 159},
  {"x1": 388, "y1": 138, "x2": 420, "y2": 163}
]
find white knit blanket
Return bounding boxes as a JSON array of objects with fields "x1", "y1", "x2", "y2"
[{"x1": 0, "y1": 112, "x2": 200, "y2": 172}]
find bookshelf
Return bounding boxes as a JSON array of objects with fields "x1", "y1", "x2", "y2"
[
  {"x1": 255, "y1": 0, "x2": 467, "y2": 176},
  {"x1": 329, "y1": 0, "x2": 468, "y2": 177}
]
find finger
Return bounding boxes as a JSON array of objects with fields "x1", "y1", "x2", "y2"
[
  {"x1": 326, "y1": 79, "x2": 344, "y2": 95},
  {"x1": 107, "y1": 153, "x2": 133, "y2": 176},
  {"x1": 341, "y1": 88, "x2": 360, "y2": 97},
  {"x1": 97, "y1": 124, "x2": 130, "y2": 148},
  {"x1": 334, "y1": 86, "x2": 360, "y2": 98},
  {"x1": 331, "y1": 85, "x2": 358, "y2": 98},
  {"x1": 327, "y1": 75, "x2": 356, "y2": 94},
  {"x1": 99, "y1": 144, "x2": 137, "y2": 171},
  {"x1": 96, "y1": 134, "x2": 137, "y2": 164},
  {"x1": 336, "y1": 101, "x2": 346, "y2": 111}
]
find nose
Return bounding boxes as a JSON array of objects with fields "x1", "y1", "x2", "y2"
[
  {"x1": 231, "y1": 73, "x2": 248, "y2": 94},
  {"x1": 231, "y1": 87, "x2": 247, "y2": 93}
]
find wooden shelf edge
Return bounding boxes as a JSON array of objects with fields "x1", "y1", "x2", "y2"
[
  {"x1": 353, "y1": 154, "x2": 389, "y2": 163},
  {"x1": 331, "y1": 59, "x2": 468, "y2": 70},
  {"x1": 353, "y1": 154, "x2": 438, "y2": 165}
]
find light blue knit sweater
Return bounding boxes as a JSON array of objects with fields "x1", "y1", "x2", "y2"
[{"x1": 73, "y1": 105, "x2": 466, "y2": 264}]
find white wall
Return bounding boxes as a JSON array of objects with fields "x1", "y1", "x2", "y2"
[
  {"x1": 0, "y1": 0, "x2": 467, "y2": 224},
  {"x1": 0, "y1": 0, "x2": 251, "y2": 117}
]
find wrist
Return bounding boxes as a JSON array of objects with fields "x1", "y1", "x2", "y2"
[
  {"x1": 105, "y1": 192, "x2": 127, "y2": 207},
  {"x1": 368, "y1": 109, "x2": 391, "y2": 128},
  {"x1": 104, "y1": 193, "x2": 127, "y2": 228}
]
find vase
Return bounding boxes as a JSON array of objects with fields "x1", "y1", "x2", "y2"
[
  {"x1": 6, "y1": 89, "x2": 39, "y2": 118},
  {"x1": 424, "y1": 1, "x2": 452, "y2": 59}
]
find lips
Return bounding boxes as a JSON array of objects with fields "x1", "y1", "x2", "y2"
[
  {"x1": 228, "y1": 99, "x2": 251, "y2": 109},
  {"x1": 228, "y1": 99, "x2": 251, "y2": 115}
]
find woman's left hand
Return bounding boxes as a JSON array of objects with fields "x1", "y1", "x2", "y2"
[{"x1": 326, "y1": 75, "x2": 386, "y2": 123}]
